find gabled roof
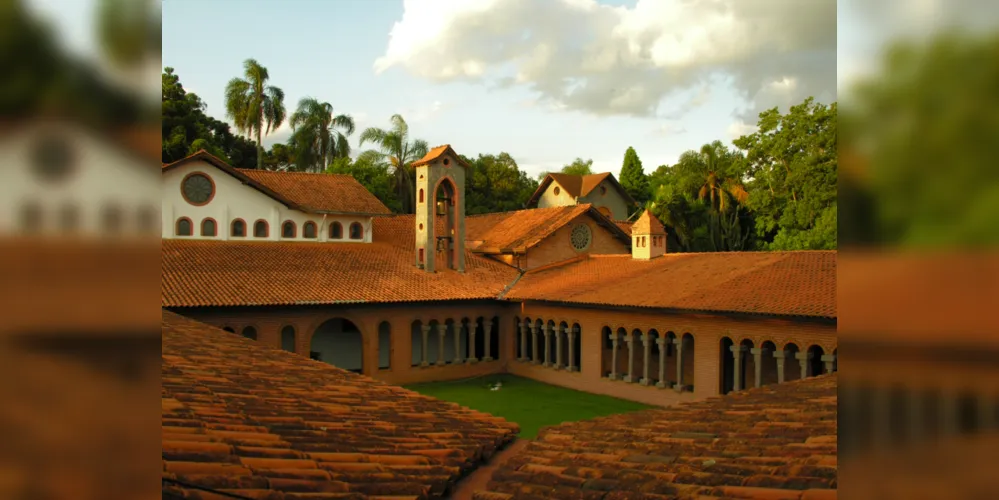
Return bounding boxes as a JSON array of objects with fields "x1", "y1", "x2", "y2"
[
  {"x1": 162, "y1": 150, "x2": 391, "y2": 215},
  {"x1": 632, "y1": 209, "x2": 666, "y2": 235},
  {"x1": 161, "y1": 310, "x2": 518, "y2": 499},
  {"x1": 464, "y1": 204, "x2": 631, "y2": 254},
  {"x1": 237, "y1": 168, "x2": 392, "y2": 215},
  {"x1": 411, "y1": 144, "x2": 470, "y2": 168},
  {"x1": 161, "y1": 239, "x2": 520, "y2": 308},
  {"x1": 476, "y1": 374, "x2": 837, "y2": 500},
  {"x1": 506, "y1": 251, "x2": 837, "y2": 319},
  {"x1": 526, "y1": 172, "x2": 638, "y2": 212}
]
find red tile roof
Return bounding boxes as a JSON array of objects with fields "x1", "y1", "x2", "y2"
[
  {"x1": 615, "y1": 221, "x2": 633, "y2": 235},
  {"x1": 526, "y1": 172, "x2": 637, "y2": 211},
  {"x1": 411, "y1": 144, "x2": 471, "y2": 168},
  {"x1": 475, "y1": 375, "x2": 837, "y2": 500},
  {"x1": 464, "y1": 205, "x2": 630, "y2": 254},
  {"x1": 161, "y1": 239, "x2": 520, "y2": 307},
  {"x1": 506, "y1": 251, "x2": 837, "y2": 319},
  {"x1": 161, "y1": 310, "x2": 519, "y2": 499},
  {"x1": 632, "y1": 209, "x2": 666, "y2": 235},
  {"x1": 237, "y1": 168, "x2": 392, "y2": 215}
]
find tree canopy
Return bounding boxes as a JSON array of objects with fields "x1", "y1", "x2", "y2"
[{"x1": 619, "y1": 146, "x2": 650, "y2": 207}]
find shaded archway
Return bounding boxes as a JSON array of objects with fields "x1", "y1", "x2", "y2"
[
  {"x1": 558, "y1": 321, "x2": 569, "y2": 369},
  {"x1": 514, "y1": 316, "x2": 522, "y2": 360},
  {"x1": 760, "y1": 341, "x2": 778, "y2": 385},
  {"x1": 523, "y1": 317, "x2": 534, "y2": 361},
  {"x1": 616, "y1": 327, "x2": 629, "y2": 380},
  {"x1": 646, "y1": 329, "x2": 661, "y2": 385},
  {"x1": 571, "y1": 322, "x2": 582, "y2": 371},
  {"x1": 378, "y1": 321, "x2": 391, "y2": 370},
  {"x1": 490, "y1": 316, "x2": 501, "y2": 361},
  {"x1": 808, "y1": 345, "x2": 825, "y2": 377},
  {"x1": 681, "y1": 333, "x2": 695, "y2": 391},
  {"x1": 601, "y1": 326, "x2": 614, "y2": 378},
  {"x1": 472, "y1": 317, "x2": 486, "y2": 361},
  {"x1": 740, "y1": 339, "x2": 755, "y2": 389},
  {"x1": 546, "y1": 320, "x2": 557, "y2": 367},
  {"x1": 410, "y1": 320, "x2": 425, "y2": 367},
  {"x1": 783, "y1": 343, "x2": 801, "y2": 382},
  {"x1": 281, "y1": 325, "x2": 296, "y2": 352},
  {"x1": 720, "y1": 337, "x2": 735, "y2": 394},
  {"x1": 222, "y1": 326, "x2": 235, "y2": 333},
  {"x1": 242, "y1": 326, "x2": 257, "y2": 341},
  {"x1": 534, "y1": 319, "x2": 545, "y2": 364},
  {"x1": 311, "y1": 318, "x2": 363, "y2": 373},
  {"x1": 433, "y1": 177, "x2": 459, "y2": 270}
]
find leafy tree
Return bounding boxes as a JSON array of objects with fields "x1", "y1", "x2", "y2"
[
  {"x1": 463, "y1": 153, "x2": 539, "y2": 214},
  {"x1": 288, "y1": 97, "x2": 354, "y2": 172},
  {"x1": 225, "y1": 58, "x2": 286, "y2": 170},
  {"x1": 326, "y1": 156, "x2": 401, "y2": 213},
  {"x1": 538, "y1": 158, "x2": 593, "y2": 180},
  {"x1": 263, "y1": 143, "x2": 296, "y2": 171},
  {"x1": 734, "y1": 97, "x2": 837, "y2": 250},
  {"x1": 619, "y1": 147, "x2": 650, "y2": 206},
  {"x1": 96, "y1": 0, "x2": 159, "y2": 72},
  {"x1": 358, "y1": 114, "x2": 429, "y2": 214}
]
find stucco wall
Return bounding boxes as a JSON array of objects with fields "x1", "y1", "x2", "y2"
[
  {"x1": 536, "y1": 181, "x2": 579, "y2": 209},
  {"x1": 161, "y1": 159, "x2": 372, "y2": 242},
  {"x1": 578, "y1": 179, "x2": 630, "y2": 221},
  {"x1": 523, "y1": 214, "x2": 629, "y2": 270}
]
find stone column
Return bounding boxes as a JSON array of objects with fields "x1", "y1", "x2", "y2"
[
  {"x1": 730, "y1": 345, "x2": 742, "y2": 392},
  {"x1": 673, "y1": 337, "x2": 684, "y2": 392},
  {"x1": 531, "y1": 325, "x2": 540, "y2": 364},
  {"x1": 453, "y1": 321, "x2": 464, "y2": 364},
  {"x1": 624, "y1": 332, "x2": 635, "y2": 383},
  {"x1": 436, "y1": 323, "x2": 447, "y2": 366},
  {"x1": 569, "y1": 326, "x2": 578, "y2": 372},
  {"x1": 555, "y1": 325, "x2": 564, "y2": 370},
  {"x1": 420, "y1": 324, "x2": 431, "y2": 367},
  {"x1": 655, "y1": 337, "x2": 667, "y2": 388},
  {"x1": 821, "y1": 354, "x2": 836, "y2": 374},
  {"x1": 483, "y1": 319, "x2": 493, "y2": 361},
  {"x1": 609, "y1": 331, "x2": 619, "y2": 380},
  {"x1": 751, "y1": 348, "x2": 763, "y2": 388},
  {"x1": 518, "y1": 323, "x2": 527, "y2": 361},
  {"x1": 542, "y1": 325, "x2": 552, "y2": 367},
  {"x1": 774, "y1": 350, "x2": 786, "y2": 383},
  {"x1": 467, "y1": 322, "x2": 478, "y2": 364},
  {"x1": 795, "y1": 351, "x2": 811, "y2": 379},
  {"x1": 640, "y1": 333, "x2": 651, "y2": 386}
]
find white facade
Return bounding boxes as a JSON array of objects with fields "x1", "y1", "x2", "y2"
[
  {"x1": 161, "y1": 159, "x2": 373, "y2": 243},
  {"x1": 0, "y1": 121, "x2": 160, "y2": 240}
]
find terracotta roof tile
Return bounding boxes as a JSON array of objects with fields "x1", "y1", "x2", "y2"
[
  {"x1": 236, "y1": 169, "x2": 391, "y2": 215},
  {"x1": 614, "y1": 221, "x2": 633, "y2": 235},
  {"x1": 161, "y1": 239, "x2": 519, "y2": 307},
  {"x1": 506, "y1": 251, "x2": 837, "y2": 319},
  {"x1": 410, "y1": 144, "x2": 470, "y2": 168},
  {"x1": 632, "y1": 210, "x2": 666, "y2": 235},
  {"x1": 475, "y1": 375, "x2": 837, "y2": 500},
  {"x1": 162, "y1": 310, "x2": 518, "y2": 499}
]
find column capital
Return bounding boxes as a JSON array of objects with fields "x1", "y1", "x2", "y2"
[
  {"x1": 421, "y1": 324, "x2": 432, "y2": 334},
  {"x1": 571, "y1": 326, "x2": 580, "y2": 334},
  {"x1": 483, "y1": 319, "x2": 493, "y2": 328},
  {"x1": 436, "y1": 323, "x2": 447, "y2": 333},
  {"x1": 641, "y1": 333, "x2": 651, "y2": 343},
  {"x1": 750, "y1": 348, "x2": 763, "y2": 355},
  {"x1": 820, "y1": 354, "x2": 836, "y2": 362},
  {"x1": 672, "y1": 337, "x2": 683, "y2": 346},
  {"x1": 795, "y1": 351, "x2": 812, "y2": 361},
  {"x1": 655, "y1": 337, "x2": 666, "y2": 346},
  {"x1": 729, "y1": 345, "x2": 745, "y2": 354},
  {"x1": 773, "y1": 350, "x2": 786, "y2": 359}
]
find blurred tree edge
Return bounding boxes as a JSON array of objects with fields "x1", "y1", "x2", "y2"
[{"x1": 840, "y1": 31, "x2": 999, "y2": 248}]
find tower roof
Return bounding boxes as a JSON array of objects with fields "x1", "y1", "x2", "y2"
[
  {"x1": 410, "y1": 144, "x2": 470, "y2": 168},
  {"x1": 632, "y1": 209, "x2": 666, "y2": 235}
]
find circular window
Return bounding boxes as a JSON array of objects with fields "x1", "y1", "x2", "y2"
[
  {"x1": 443, "y1": 158, "x2": 450, "y2": 167},
  {"x1": 570, "y1": 224, "x2": 592, "y2": 251},
  {"x1": 31, "y1": 133, "x2": 75, "y2": 183},
  {"x1": 600, "y1": 186, "x2": 607, "y2": 196},
  {"x1": 554, "y1": 186, "x2": 561, "y2": 196},
  {"x1": 181, "y1": 172, "x2": 215, "y2": 206}
]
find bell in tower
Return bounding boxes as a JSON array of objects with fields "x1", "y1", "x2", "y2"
[{"x1": 410, "y1": 145, "x2": 468, "y2": 273}]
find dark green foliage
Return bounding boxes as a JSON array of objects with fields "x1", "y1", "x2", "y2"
[
  {"x1": 619, "y1": 147, "x2": 650, "y2": 206},
  {"x1": 326, "y1": 156, "x2": 401, "y2": 213},
  {"x1": 463, "y1": 153, "x2": 540, "y2": 215}
]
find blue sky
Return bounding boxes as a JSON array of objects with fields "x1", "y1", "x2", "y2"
[{"x1": 30, "y1": 0, "x2": 843, "y2": 177}]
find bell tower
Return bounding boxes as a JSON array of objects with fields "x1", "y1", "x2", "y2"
[{"x1": 412, "y1": 145, "x2": 467, "y2": 273}]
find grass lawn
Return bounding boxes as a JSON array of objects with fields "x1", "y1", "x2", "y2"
[{"x1": 405, "y1": 374, "x2": 653, "y2": 439}]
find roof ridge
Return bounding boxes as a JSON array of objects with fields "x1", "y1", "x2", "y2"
[{"x1": 523, "y1": 253, "x2": 589, "y2": 275}]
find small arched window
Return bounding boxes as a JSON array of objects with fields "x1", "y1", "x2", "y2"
[
  {"x1": 201, "y1": 218, "x2": 217, "y2": 237},
  {"x1": 303, "y1": 221, "x2": 317, "y2": 239},
  {"x1": 176, "y1": 217, "x2": 192, "y2": 236},
  {"x1": 20, "y1": 202, "x2": 43, "y2": 233},
  {"x1": 349, "y1": 222, "x2": 363, "y2": 240},
  {"x1": 253, "y1": 219, "x2": 269, "y2": 238},
  {"x1": 282, "y1": 220, "x2": 296, "y2": 238},
  {"x1": 242, "y1": 326, "x2": 257, "y2": 340},
  {"x1": 137, "y1": 205, "x2": 158, "y2": 234},
  {"x1": 102, "y1": 204, "x2": 123, "y2": 233},
  {"x1": 330, "y1": 222, "x2": 343, "y2": 239},
  {"x1": 419, "y1": 189, "x2": 424, "y2": 203},
  {"x1": 60, "y1": 203, "x2": 79, "y2": 233},
  {"x1": 231, "y1": 219, "x2": 246, "y2": 237}
]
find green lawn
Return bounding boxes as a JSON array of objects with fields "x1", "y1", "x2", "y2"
[{"x1": 405, "y1": 374, "x2": 653, "y2": 439}]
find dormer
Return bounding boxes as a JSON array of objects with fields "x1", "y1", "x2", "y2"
[
  {"x1": 631, "y1": 209, "x2": 666, "y2": 260},
  {"x1": 525, "y1": 172, "x2": 638, "y2": 221}
]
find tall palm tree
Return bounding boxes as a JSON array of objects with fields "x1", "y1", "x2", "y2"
[
  {"x1": 288, "y1": 98, "x2": 355, "y2": 172},
  {"x1": 225, "y1": 59, "x2": 286, "y2": 170},
  {"x1": 358, "y1": 114, "x2": 429, "y2": 214}
]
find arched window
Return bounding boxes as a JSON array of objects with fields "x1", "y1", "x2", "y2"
[
  {"x1": 200, "y1": 218, "x2": 217, "y2": 237},
  {"x1": 20, "y1": 202, "x2": 42, "y2": 233},
  {"x1": 231, "y1": 219, "x2": 246, "y2": 237},
  {"x1": 175, "y1": 217, "x2": 192, "y2": 236},
  {"x1": 281, "y1": 325, "x2": 296, "y2": 352},
  {"x1": 419, "y1": 189, "x2": 424, "y2": 203},
  {"x1": 329, "y1": 222, "x2": 343, "y2": 239},
  {"x1": 303, "y1": 221, "x2": 317, "y2": 239},
  {"x1": 349, "y1": 222, "x2": 363, "y2": 240},
  {"x1": 253, "y1": 219, "x2": 269, "y2": 238},
  {"x1": 137, "y1": 205, "x2": 158, "y2": 234},
  {"x1": 281, "y1": 220, "x2": 296, "y2": 238},
  {"x1": 242, "y1": 326, "x2": 257, "y2": 340},
  {"x1": 102, "y1": 204, "x2": 123, "y2": 233}
]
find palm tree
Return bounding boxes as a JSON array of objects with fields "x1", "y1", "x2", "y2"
[
  {"x1": 358, "y1": 114, "x2": 429, "y2": 214},
  {"x1": 288, "y1": 98, "x2": 355, "y2": 172},
  {"x1": 225, "y1": 59, "x2": 286, "y2": 170}
]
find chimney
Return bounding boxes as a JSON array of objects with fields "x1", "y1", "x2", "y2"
[{"x1": 631, "y1": 209, "x2": 666, "y2": 260}]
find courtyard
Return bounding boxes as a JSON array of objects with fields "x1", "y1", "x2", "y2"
[{"x1": 405, "y1": 374, "x2": 653, "y2": 439}]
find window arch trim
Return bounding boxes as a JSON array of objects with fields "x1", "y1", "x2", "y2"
[
  {"x1": 349, "y1": 221, "x2": 364, "y2": 240},
  {"x1": 281, "y1": 220, "x2": 297, "y2": 238},
  {"x1": 175, "y1": 217, "x2": 193, "y2": 236},
  {"x1": 303, "y1": 221, "x2": 317, "y2": 239},
  {"x1": 200, "y1": 217, "x2": 218, "y2": 237},
  {"x1": 253, "y1": 219, "x2": 269, "y2": 238},
  {"x1": 231, "y1": 218, "x2": 247, "y2": 238}
]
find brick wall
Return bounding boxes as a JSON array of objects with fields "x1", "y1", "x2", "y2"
[{"x1": 524, "y1": 214, "x2": 629, "y2": 270}]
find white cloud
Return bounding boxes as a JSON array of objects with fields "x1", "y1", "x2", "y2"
[
  {"x1": 726, "y1": 120, "x2": 758, "y2": 141},
  {"x1": 374, "y1": 0, "x2": 836, "y2": 121},
  {"x1": 650, "y1": 122, "x2": 688, "y2": 137}
]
